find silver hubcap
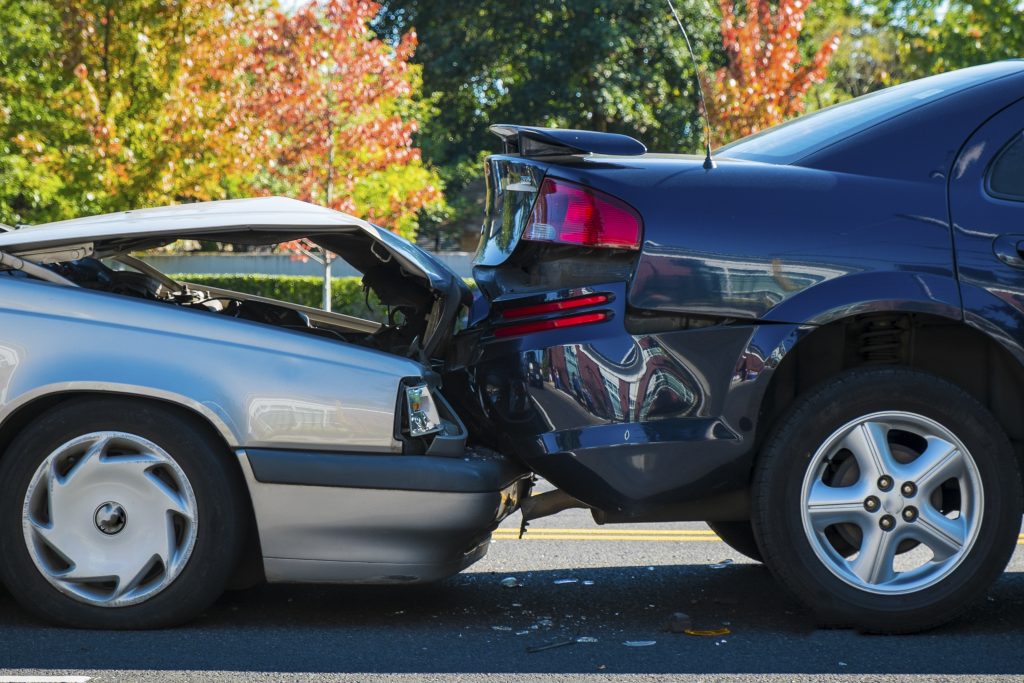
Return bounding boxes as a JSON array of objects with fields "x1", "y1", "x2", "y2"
[
  {"x1": 800, "y1": 411, "x2": 983, "y2": 595},
  {"x1": 22, "y1": 432, "x2": 198, "y2": 607}
]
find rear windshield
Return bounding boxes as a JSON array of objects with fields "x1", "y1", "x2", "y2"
[{"x1": 718, "y1": 61, "x2": 1023, "y2": 165}]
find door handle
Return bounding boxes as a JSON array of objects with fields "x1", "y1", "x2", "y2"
[{"x1": 993, "y1": 235, "x2": 1024, "y2": 268}]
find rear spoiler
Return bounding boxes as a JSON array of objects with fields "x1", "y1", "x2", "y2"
[{"x1": 489, "y1": 124, "x2": 646, "y2": 158}]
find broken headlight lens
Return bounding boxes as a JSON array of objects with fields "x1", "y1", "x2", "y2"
[{"x1": 405, "y1": 384, "x2": 443, "y2": 437}]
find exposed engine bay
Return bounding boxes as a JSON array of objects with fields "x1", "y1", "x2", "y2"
[{"x1": 44, "y1": 255, "x2": 435, "y2": 359}]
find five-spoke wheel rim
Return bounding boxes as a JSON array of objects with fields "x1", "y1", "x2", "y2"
[
  {"x1": 22, "y1": 432, "x2": 198, "y2": 607},
  {"x1": 800, "y1": 411, "x2": 983, "y2": 595}
]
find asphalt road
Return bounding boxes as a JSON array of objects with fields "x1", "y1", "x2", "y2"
[{"x1": 0, "y1": 504, "x2": 1022, "y2": 683}]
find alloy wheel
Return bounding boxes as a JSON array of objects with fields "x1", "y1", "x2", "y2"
[{"x1": 800, "y1": 411, "x2": 983, "y2": 595}]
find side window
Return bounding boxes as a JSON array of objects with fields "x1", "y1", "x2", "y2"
[{"x1": 988, "y1": 130, "x2": 1024, "y2": 202}]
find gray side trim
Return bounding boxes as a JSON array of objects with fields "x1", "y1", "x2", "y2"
[{"x1": 246, "y1": 447, "x2": 529, "y2": 493}]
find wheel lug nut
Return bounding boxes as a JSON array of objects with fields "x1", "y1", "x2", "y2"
[
  {"x1": 864, "y1": 496, "x2": 880, "y2": 512},
  {"x1": 902, "y1": 506, "x2": 918, "y2": 522},
  {"x1": 879, "y1": 514, "x2": 896, "y2": 531},
  {"x1": 877, "y1": 475, "x2": 893, "y2": 491},
  {"x1": 901, "y1": 482, "x2": 916, "y2": 497}
]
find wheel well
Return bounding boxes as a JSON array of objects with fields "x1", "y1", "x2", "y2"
[
  {"x1": 759, "y1": 312, "x2": 1024, "y2": 462},
  {"x1": 0, "y1": 391, "x2": 265, "y2": 587}
]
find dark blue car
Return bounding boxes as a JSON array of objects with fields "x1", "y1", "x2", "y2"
[{"x1": 450, "y1": 60, "x2": 1024, "y2": 633}]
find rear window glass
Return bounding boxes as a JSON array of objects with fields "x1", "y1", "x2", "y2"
[
  {"x1": 718, "y1": 62, "x2": 1023, "y2": 165},
  {"x1": 988, "y1": 131, "x2": 1024, "y2": 201}
]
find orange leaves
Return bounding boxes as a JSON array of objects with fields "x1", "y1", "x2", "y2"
[
  {"x1": 165, "y1": 0, "x2": 440, "y2": 240},
  {"x1": 709, "y1": 0, "x2": 839, "y2": 143}
]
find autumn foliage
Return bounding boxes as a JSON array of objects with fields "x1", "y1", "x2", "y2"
[
  {"x1": 5, "y1": 0, "x2": 441, "y2": 240},
  {"x1": 168, "y1": 0, "x2": 441, "y2": 240},
  {"x1": 709, "y1": 0, "x2": 840, "y2": 142}
]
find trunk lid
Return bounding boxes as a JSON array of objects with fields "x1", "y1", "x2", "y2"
[{"x1": 0, "y1": 197, "x2": 471, "y2": 359}]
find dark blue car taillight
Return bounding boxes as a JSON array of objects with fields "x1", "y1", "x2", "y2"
[{"x1": 522, "y1": 178, "x2": 642, "y2": 250}]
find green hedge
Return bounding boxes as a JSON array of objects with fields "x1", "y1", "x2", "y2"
[{"x1": 173, "y1": 274, "x2": 385, "y2": 320}]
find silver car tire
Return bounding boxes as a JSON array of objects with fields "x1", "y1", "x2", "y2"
[
  {"x1": 0, "y1": 397, "x2": 247, "y2": 629},
  {"x1": 751, "y1": 367, "x2": 1022, "y2": 633}
]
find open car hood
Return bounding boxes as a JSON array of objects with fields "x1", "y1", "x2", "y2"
[
  {"x1": 0, "y1": 197, "x2": 467, "y2": 300},
  {"x1": 0, "y1": 197, "x2": 471, "y2": 361}
]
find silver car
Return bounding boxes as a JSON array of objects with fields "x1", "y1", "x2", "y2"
[{"x1": 0, "y1": 197, "x2": 529, "y2": 629}]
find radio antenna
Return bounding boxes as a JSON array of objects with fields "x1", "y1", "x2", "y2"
[{"x1": 665, "y1": 0, "x2": 715, "y2": 170}]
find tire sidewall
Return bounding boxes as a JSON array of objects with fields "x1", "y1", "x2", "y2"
[
  {"x1": 757, "y1": 369, "x2": 1022, "y2": 628},
  {"x1": 0, "y1": 398, "x2": 244, "y2": 629}
]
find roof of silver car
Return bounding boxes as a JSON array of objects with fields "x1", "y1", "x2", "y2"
[{"x1": 0, "y1": 197, "x2": 373, "y2": 252}]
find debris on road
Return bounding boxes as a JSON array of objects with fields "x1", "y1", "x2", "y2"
[
  {"x1": 664, "y1": 612, "x2": 693, "y2": 633},
  {"x1": 708, "y1": 559, "x2": 734, "y2": 569},
  {"x1": 684, "y1": 627, "x2": 732, "y2": 637},
  {"x1": 576, "y1": 636, "x2": 598, "y2": 643},
  {"x1": 623, "y1": 640, "x2": 657, "y2": 647},
  {"x1": 582, "y1": 580, "x2": 595, "y2": 586},
  {"x1": 500, "y1": 577, "x2": 521, "y2": 588},
  {"x1": 526, "y1": 638, "x2": 577, "y2": 653},
  {"x1": 553, "y1": 578, "x2": 579, "y2": 585},
  {"x1": 491, "y1": 625, "x2": 513, "y2": 631}
]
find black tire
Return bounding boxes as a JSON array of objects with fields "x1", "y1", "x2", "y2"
[
  {"x1": 0, "y1": 397, "x2": 248, "y2": 629},
  {"x1": 752, "y1": 367, "x2": 1023, "y2": 633},
  {"x1": 706, "y1": 521, "x2": 762, "y2": 562}
]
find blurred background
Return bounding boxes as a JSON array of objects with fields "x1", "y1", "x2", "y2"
[{"x1": 1, "y1": 0, "x2": 1021, "y2": 310}]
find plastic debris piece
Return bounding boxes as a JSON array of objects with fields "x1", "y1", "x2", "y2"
[
  {"x1": 623, "y1": 640, "x2": 657, "y2": 647},
  {"x1": 500, "y1": 577, "x2": 521, "y2": 588},
  {"x1": 576, "y1": 636, "x2": 598, "y2": 643},
  {"x1": 491, "y1": 625, "x2": 513, "y2": 631},
  {"x1": 527, "y1": 638, "x2": 577, "y2": 653},
  {"x1": 708, "y1": 559, "x2": 734, "y2": 569},
  {"x1": 515, "y1": 631, "x2": 530, "y2": 636},
  {"x1": 582, "y1": 580, "x2": 595, "y2": 586},
  {"x1": 684, "y1": 628, "x2": 731, "y2": 637},
  {"x1": 553, "y1": 578, "x2": 579, "y2": 585},
  {"x1": 664, "y1": 612, "x2": 693, "y2": 633},
  {"x1": 839, "y1": 662, "x2": 848, "y2": 667}
]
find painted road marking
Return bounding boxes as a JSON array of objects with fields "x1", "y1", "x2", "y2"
[
  {"x1": 0, "y1": 677, "x2": 91, "y2": 682},
  {"x1": 492, "y1": 530, "x2": 1024, "y2": 544}
]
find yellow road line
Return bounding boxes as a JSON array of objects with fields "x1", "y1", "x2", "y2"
[
  {"x1": 499, "y1": 528, "x2": 717, "y2": 535},
  {"x1": 492, "y1": 529, "x2": 1024, "y2": 544}
]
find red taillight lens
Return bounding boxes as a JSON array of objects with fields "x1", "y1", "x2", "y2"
[
  {"x1": 500, "y1": 293, "x2": 611, "y2": 320},
  {"x1": 523, "y1": 178, "x2": 642, "y2": 250},
  {"x1": 493, "y1": 311, "x2": 609, "y2": 338}
]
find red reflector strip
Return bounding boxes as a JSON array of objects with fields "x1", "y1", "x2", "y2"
[
  {"x1": 500, "y1": 294, "x2": 610, "y2": 320},
  {"x1": 494, "y1": 311, "x2": 609, "y2": 338}
]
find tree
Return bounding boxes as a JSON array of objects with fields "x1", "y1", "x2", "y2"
[
  {"x1": 170, "y1": 0, "x2": 444, "y2": 308},
  {"x1": 870, "y1": 0, "x2": 1024, "y2": 79},
  {"x1": 0, "y1": 0, "x2": 68, "y2": 225},
  {"x1": 708, "y1": 0, "x2": 841, "y2": 142},
  {"x1": 376, "y1": 0, "x2": 718, "y2": 246}
]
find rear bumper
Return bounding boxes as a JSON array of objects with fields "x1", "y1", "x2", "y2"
[
  {"x1": 449, "y1": 285, "x2": 767, "y2": 518},
  {"x1": 237, "y1": 447, "x2": 530, "y2": 583}
]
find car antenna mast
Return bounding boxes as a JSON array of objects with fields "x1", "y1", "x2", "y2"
[{"x1": 666, "y1": 0, "x2": 716, "y2": 170}]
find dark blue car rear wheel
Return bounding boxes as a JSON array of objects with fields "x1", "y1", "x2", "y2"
[{"x1": 752, "y1": 367, "x2": 1022, "y2": 633}]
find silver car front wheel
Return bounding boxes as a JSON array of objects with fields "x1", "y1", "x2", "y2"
[
  {"x1": 23, "y1": 431, "x2": 199, "y2": 607},
  {"x1": 0, "y1": 398, "x2": 246, "y2": 629}
]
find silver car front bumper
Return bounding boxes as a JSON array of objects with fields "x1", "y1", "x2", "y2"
[{"x1": 237, "y1": 448, "x2": 529, "y2": 583}]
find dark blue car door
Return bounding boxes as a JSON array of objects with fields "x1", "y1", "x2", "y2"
[{"x1": 951, "y1": 97, "x2": 1024, "y2": 361}]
